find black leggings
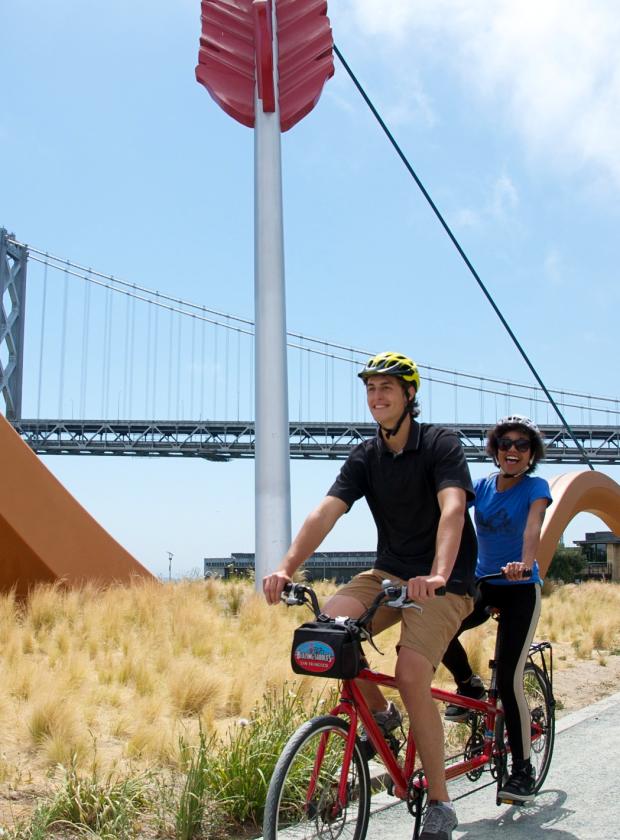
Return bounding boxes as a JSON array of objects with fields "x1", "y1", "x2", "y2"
[{"x1": 442, "y1": 582, "x2": 541, "y2": 763}]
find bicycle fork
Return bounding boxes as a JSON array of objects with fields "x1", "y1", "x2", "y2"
[
  {"x1": 308, "y1": 720, "x2": 359, "y2": 818},
  {"x1": 336, "y1": 683, "x2": 411, "y2": 799}
]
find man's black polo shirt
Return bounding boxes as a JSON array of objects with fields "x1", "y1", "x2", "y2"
[{"x1": 327, "y1": 421, "x2": 477, "y2": 595}]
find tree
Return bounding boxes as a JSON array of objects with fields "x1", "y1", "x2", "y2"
[{"x1": 547, "y1": 546, "x2": 585, "y2": 582}]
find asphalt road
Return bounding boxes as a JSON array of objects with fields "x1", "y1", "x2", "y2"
[{"x1": 366, "y1": 690, "x2": 620, "y2": 840}]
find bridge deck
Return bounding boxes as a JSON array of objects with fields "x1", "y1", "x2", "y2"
[{"x1": 12, "y1": 420, "x2": 620, "y2": 464}]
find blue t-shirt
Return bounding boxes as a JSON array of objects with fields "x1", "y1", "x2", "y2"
[{"x1": 472, "y1": 474, "x2": 552, "y2": 585}]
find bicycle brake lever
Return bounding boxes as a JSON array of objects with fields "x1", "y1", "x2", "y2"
[
  {"x1": 358, "y1": 625, "x2": 384, "y2": 655},
  {"x1": 384, "y1": 586, "x2": 423, "y2": 612},
  {"x1": 281, "y1": 590, "x2": 304, "y2": 606}
]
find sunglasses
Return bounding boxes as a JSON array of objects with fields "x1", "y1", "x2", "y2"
[{"x1": 496, "y1": 437, "x2": 531, "y2": 453}]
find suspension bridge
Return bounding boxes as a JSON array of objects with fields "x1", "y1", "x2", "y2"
[{"x1": 2, "y1": 229, "x2": 620, "y2": 465}]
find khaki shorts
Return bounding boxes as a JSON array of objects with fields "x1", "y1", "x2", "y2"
[{"x1": 336, "y1": 569, "x2": 473, "y2": 669}]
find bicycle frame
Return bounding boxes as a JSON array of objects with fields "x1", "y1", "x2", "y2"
[
  {"x1": 326, "y1": 669, "x2": 502, "y2": 802},
  {"x1": 278, "y1": 577, "x2": 554, "y2": 821},
  {"x1": 321, "y1": 632, "x2": 553, "y2": 811}
]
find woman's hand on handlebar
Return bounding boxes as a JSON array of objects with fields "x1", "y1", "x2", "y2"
[
  {"x1": 407, "y1": 573, "x2": 446, "y2": 602},
  {"x1": 263, "y1": 570, "x2": 292, "y2": 605},
  {"x1": 501, "y1": 561, "x2": 531, "y2": 581}
]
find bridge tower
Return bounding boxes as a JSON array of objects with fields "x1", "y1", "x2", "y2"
[{"x1": 0, "y1": 229, "x2": 27, "y2": 421}]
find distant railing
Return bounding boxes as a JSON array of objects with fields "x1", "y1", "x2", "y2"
[{"x1": 582, "y1": 562, "x2": 612, "y2": 579}]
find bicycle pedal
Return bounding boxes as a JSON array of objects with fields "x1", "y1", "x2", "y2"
[{"x1": 497, "y1": 795, "x2": 526, "y2": 807}]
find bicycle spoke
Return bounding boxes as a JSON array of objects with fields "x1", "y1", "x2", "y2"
[{"x1": 264, "y1": 716, "x2": 370, "y2": 840}]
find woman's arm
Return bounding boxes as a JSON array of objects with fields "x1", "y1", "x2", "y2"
[
  {"x1": 503, "y1": 497, "x2": 548, "y2": 580},
  {"x1": 521, "y1": 498, "x2": 549, "y2": 568}
]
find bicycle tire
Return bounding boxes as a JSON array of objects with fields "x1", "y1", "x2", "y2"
[
  {"x1": 263, "y1": 714, "x2": 371, "y2": 840},
  {"x1": 495, "y1": 662, "x2": 555, "y2": 792},
  {"x1": 524, "y1": 662, "x2": 555, "y2": 789}
]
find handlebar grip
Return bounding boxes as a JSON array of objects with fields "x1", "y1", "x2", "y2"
[
  {"x1": 476, "y1": 568, "x2": 533, "y2": 584},
  {"x1": 435, "y1": 586, "x2": 446, "y2": 596}
]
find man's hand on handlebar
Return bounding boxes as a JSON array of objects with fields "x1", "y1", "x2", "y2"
[
  {"x1": 263, "y1": 570, "x2": 292, "y2": 605},
  {"x1": 406, "y1": 573, "x2": 446, "y2": 602}
]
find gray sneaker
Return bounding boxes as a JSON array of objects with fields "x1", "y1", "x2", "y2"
[
  {"x1": 419, "y1": 801, "x2": 458, "y2": 839},
  {"x1": 359, "y1": 701, "x2": 402, "y2": 760}
]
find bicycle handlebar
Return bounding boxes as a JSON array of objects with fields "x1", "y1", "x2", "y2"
[
  {"x1": 282, "y1": 570, "x2": 531, "y2": 618},
  {"x1": 282, "y1": 570, "x2": 532, "y2": 649},
  {"x1": 476, "y1": 569, "x2": 533, "y2": 584},
  {"x1": 281, "y1": 578, "x2": 445, "y2": 629},
  {"x1": 281, "y1": 582, "x2": 321, "y2": 615}
]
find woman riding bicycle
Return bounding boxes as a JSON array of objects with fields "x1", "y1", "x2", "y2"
[{"x1": 441, "y1": 415, "x2": 551, "y2": 803}]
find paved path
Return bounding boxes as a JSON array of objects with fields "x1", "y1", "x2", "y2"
[{"x1": 366, "y1": 691, "x2": 620, "y2": 840}]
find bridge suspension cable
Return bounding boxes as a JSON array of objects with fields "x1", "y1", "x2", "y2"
[{"x1": 18, "y1": 241, "x2": 620, "y2": 422}]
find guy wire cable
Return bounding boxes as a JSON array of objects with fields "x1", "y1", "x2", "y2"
[{"x1": 333, "y1": 43, "x2": 594, "y2": 470}]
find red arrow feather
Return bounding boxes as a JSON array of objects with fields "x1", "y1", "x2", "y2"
[{"x1": 196, "y1": 0, "x2": 333, "y2": 131}]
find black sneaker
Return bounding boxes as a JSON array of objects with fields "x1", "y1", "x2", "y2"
[
  {"x1": 498, "y1": 761, "x2": 536, "y2": 803},
  {"x1": 359, "y1": 701, "x2": 402, "y2": 761},
  {"x1": 444, "y1": 674, "x2": 486, "y2": 722}
]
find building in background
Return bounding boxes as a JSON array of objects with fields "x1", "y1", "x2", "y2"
[
  {"x1": 204, "y1": 551, "x2": 375, "y2": 583},
  {"x1": 206, "y1": 534, "x2": 620, "y2": 585},
  {"x1": 573, "y1": 531, "x2": 620, "y2": 582}
]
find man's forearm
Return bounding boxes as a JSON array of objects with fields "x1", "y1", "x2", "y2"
[
  {"x1": 431, "y1": 486, "x2": 467, "y2": 581},
  {"x1": 280, "y1": 519, "x2": 325, "y2": 576},
  {"x1": 280, "y1": 497, "x2": 346, "y2": 575},
  {"x1": 431, "y1": 506, "x2": 464, "y2": 580}
]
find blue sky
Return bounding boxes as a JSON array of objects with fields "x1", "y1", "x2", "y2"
[{"x1": 2, "y1": 1, "x2": 620, "y2": 577}]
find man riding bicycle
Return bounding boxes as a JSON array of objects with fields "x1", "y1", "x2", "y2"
[{"x1": 263, "y1": 351, "x2": 477, "y2": 840}]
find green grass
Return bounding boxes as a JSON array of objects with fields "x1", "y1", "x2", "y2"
[
  {"x1": 6, "y1": 760, "x2": 150, "y2": 840},
  {"x1": 202, "y1": 686, "x2": 330, "y2": 827},
  {"x1": 176, "y1": 727, "x2": 214, "y2": 840},
  {"x1": 4, "y1": 686, "x2": 336, "y2": 840}
]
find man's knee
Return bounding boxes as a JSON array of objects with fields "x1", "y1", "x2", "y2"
[
  {"x1": 395, "y1": 646, "x2": 434, "y2": 692},
  {"x1": 323, "y1": 593, "x2": 366, "y2": 619}
]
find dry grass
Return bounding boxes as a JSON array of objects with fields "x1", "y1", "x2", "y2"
[
  {"x1": 0, "y1": 579, "x2": 326, "y2": 783},
  {"x1": 0, "y1": 578, "x2": 618, "y2": 836}
]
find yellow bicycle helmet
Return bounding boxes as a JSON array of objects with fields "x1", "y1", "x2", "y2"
[{"x1": 358, "y1": 351, "x2": 421, "y2": 392}]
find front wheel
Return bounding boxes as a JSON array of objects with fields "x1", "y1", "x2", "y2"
[{"x1": 263, "y1": 715, "x2": 371, "y2": 840}]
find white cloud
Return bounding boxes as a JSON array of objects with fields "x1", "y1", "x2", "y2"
[
  {"x1": 337, "y1": 0, "x2": 620, "y2": 186},
  {"x1": 384, "y1": 75, "x2": 436, "y2": 129},
  {"x1": 451, "y1": 207, "x2": 480, "y2": 230},
  {"x1": 490, "y1": 174, "x2": 518, "y2": 218},
  {"x1": 544, "y1": 248, "x2": 563, "y2": 287},
  {"x1": 451, "y1": 173, "x2": 518, "y2": 231},
  {"x1": 325, "y1": 89, "x2": 356, "y2": 115}
]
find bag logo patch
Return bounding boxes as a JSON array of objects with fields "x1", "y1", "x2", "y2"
[{"x1": 293, "y1": 640, "x2": 336, "y2": 673}]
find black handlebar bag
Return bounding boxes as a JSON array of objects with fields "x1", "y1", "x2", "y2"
[{"x1": 291, "y1": 620, "x2": 364, "y2": 679}]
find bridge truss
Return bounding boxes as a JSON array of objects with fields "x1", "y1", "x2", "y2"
[{"x1": 12, "y1": 419, "x2": 620, "y2": 465}]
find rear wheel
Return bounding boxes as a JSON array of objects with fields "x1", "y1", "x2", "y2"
[
  {"x1": 523, "y1": 662, "x2": 555, "y2": 789},
  {"x1": 495, "y1": 662, "x2": 555, "y2": 795},
  {"x1": 263, "y1": 715, "x2": 371, "y2": 840}
]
